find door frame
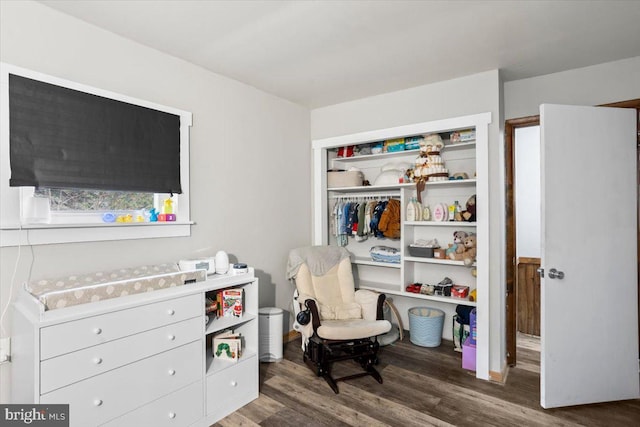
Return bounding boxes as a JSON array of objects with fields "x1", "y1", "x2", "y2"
[{"x1": 504, "y1": 99, "x2": 640, "y2": 367}]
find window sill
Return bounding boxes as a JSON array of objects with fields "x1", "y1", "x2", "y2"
[{"x1": 0, "y1": 221, "x2": 193, "y2": 247}]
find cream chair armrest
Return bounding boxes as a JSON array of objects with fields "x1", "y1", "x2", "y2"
[
  {"x1": 355, "y1": 289, "x2": 382, "y2": 320},
  {"x1": 296, "y1": 293, "x2": 317, "y2": 307}
]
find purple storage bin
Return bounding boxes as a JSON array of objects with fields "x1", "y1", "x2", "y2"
[{"x1": 462, "y1": 337, "x2": 476, "y2": 371}]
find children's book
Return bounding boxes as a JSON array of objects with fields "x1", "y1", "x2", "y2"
[
  {"x1": 221, "y1": 289, "x2": 244, "y2": 318},
  {"x1": 213, "y1": 330, "x2": 242, "y2": 362}
]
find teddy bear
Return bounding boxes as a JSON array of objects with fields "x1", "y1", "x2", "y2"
[
  {"x1": 461, "y1": 233, "x2": 477, "y2": 266},
  {"x1": 461, "y1": 194, "x2": 476, "y2": 222},
  {"x1": 446, "y1": 230, "x2": 468, "y2": 259}
]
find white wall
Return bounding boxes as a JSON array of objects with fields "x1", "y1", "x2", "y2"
[
  {"x1": 311, "y1": 70, "x2": 505, "y2": 375},
  {"x1": 515, "y1": 126, "x2": 541, "y2": 258},
  {"x1": 505, "y1": 56, "x2": 640, "y2": 119},
  {"x1": 0, "y1": 1, "x2": 311, "y2": 402}
]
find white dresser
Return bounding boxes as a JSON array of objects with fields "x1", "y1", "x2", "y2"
[{"x1": 11, "y1": 269, "x2": 259, "y2": 427}]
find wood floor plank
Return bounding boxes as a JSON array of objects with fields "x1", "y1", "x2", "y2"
[
  {"x1": 224, "y1": 394, "x2": 285, "y2": 424},
  {"x1": 263, "y1": 360, "x2": 453, "y2": 427},
  {"x1": 215, "y1": 335, "x2": 640, "y2": 426},
  {"x1": 382, "y1": 364, "x2": 583, "y2": 427},
  {"x1": 265, "y1": 376, "x2": 389, "y2": 427},
  {"x1": 214, "y1": 411, "x2": 260, "y2": 427},
  {"x1": 256, "y1": 384, "x2": 352, "y2": 427}
]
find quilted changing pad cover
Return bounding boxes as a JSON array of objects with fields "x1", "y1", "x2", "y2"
[{"x1": 25, "y1": 263, "x2": 206, "y2": 311}]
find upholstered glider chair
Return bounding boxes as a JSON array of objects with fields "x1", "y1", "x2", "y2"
[{"x1": 287, "y1": 246, "x2": 392, "y2": 393}]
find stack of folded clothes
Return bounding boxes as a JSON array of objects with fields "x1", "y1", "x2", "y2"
[{"x1": 369, "y1": 246, "x2": 400, "y2": 264}]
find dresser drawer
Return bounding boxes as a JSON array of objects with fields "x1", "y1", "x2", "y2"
[
  {"x1": 40, "y1": 293, "x2": 201, "y2": 360},
  {"x1": 101, "y1": 381, "x2": 203, "y2": 427},
  {"x1": 206, "y1": 355, "x2": 258, "y2": 417},
  {"x1": 41, "y1": 340, "x2": 202, "y2": 427},
  {"x1": 41, "y1": 317, "x2": 202, "y2": 394}
]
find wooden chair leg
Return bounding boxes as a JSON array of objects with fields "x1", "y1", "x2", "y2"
[
  {"x1": 322, "y1": 372, "x2": 340, "y2": 394},
  {"x1": 302, "y1": 336, "x2": 385, "y2": 394}
]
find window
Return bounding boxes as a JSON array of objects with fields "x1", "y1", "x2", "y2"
[
  {"x1": 0, "y1": 63, "x2": 193, "y2": 247},
  {"x1": 34, "y1": 188, "x2": 154, "y2": 212}
]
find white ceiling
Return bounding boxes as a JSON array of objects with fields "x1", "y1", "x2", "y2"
[{"x1": 39, "y1": 0, "x2": 640, "y2": 108}]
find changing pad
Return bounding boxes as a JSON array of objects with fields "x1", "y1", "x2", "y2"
[{"x1": 25, "y1": 263, "x2": 206, "y2": 311}]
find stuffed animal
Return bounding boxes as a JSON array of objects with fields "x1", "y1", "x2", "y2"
[
  {"x1": 462, "y1": 234, "x2": 477, "y2": 266},
  {"x1": 447, "y1": 231, "x2": 468, "y2": 259},
  {"x1": 461, "y1": 194, "x2": 476, "y2": 222}
]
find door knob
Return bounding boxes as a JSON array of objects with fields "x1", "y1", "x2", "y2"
[
  {"x1": 548, "y1": 268, "x2": 565, "y2": 279},
  {"x1": 536, "y1": 267, "x2": 544, "y2": 278}
]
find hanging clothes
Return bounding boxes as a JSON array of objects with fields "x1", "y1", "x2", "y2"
[
  {"x1": 355, "y1": 202, "x2": 368, "y2": 242},
  {"x1": 348, "y1": 202, "x2": 359, "y2": 236},
  {"x1": 332, "y1": 199, "x2": 348, "y2": 247},
  {"x1": 370, "y1": 200, "x2": 387, "y2": 238},
  {"x1": 331, "y1": 196, "x2": 400, "y2": 245},
  {"x1": 378, "y1": 199, "x2": 401, "y2": 239}
]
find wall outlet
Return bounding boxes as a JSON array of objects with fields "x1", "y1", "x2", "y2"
[{"x1": 0, "y1": 337, "x2": 11, "y2": 363}]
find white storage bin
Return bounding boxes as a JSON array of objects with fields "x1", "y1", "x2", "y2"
[
  {"x1": 259, "y1": 307, "x2": 283, "y2": 362},
  {"x1": 327, "y1": 170, "x2": 364, "y2": 188}
]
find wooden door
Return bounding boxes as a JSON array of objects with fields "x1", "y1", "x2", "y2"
[
  {"x1": 516, "y1": 257, "x2": 540, "y2": 336},
  {"x1": 540, "y1": 104, "x2": 638, "y2": 408}
]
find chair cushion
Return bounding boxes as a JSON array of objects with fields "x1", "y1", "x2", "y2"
[
  {"x1": 295, "y1": 260, "x2": 362, "y2": 320},
  {"x1": 317, "y1": 319, "x2": 392, "y2": 341},
  {"x1": 319, "y1": 302, "x2": 361, "y2": 320}
]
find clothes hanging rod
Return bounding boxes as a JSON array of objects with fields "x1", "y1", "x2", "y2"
[{"x1": 330, "y1": 193, "x2": 400, "y2": 199}]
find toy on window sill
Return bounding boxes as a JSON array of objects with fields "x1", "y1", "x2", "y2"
[
  {"x1": 163, "y1": 198, "x2": 174, "y2": 214},
  {"x1": 157, "y1": 213, "x2": 176, "y2": 222},
  {"x1": 149, "y1": 208, "x2": 159, "y2": 222},
  {"x1": 102, "y1": 212, "x2": 116, "y2": 223},
  {"x1": 156, "y1": 198, "x2": 177, "y2": 221},
  {"x1": 116, "y1": 214, "x2": 133, "y2": 223}
]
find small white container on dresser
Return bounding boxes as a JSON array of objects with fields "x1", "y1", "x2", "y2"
[{"x1": 11, "y1": 269, "x2": 259, "y2": 427}]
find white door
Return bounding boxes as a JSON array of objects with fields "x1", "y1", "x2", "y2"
[{"x1": 540, "y1": 104, "x2": 639, "y2": 408}]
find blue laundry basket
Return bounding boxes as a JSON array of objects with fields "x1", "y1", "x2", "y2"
[{"x1": 408, "y1": 307, "x2": 445, "y2": 347}]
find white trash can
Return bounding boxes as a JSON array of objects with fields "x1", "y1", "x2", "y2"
[{"x1": 259, "y1": 307, "x2": 283, "y2": 362}]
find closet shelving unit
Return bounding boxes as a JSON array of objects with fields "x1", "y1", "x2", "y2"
[{"x1": 312, "y1": 113, "x2": 491, "y2": 380}]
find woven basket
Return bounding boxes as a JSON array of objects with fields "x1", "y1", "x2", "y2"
[{"x1": 408, "y1": 307, "x2": 445, "y2": 347}]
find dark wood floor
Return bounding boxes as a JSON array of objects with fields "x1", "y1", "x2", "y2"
[{"x1": 215, "y1": 335, "x2": 640, "y2": 426}]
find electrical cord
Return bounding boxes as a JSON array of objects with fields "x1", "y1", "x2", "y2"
[
  {"x1": 0, "y1": 229, "x2": 21, "y2": 338},
  {"x1": 0, "y1": 227, "x2": 34, "y2": 338}
]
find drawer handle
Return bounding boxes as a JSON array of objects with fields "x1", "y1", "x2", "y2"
[
  {"x1": 168, "y1": 412, "x2": 176, "y2": 419},
  {"x1": 167, "y1": 309, "x2": 175, "y2": 316},
  {"x1": 168, "y1": 369, "x2": 176, "y2": 376},
  {"x1": 230, "y1": 381, "x2": 238, "y2": 387},
  {"x1": 168, "y1": 334, "x2": 176, "y2": 341},
  {"x1": 93, "y1": 357, "x2": 103, "y2": 365},
  {"x1": 93, "y1": 328, "x2": 102, "y2": 335},
  {"x1": 94, "y1": 399, "x2": 103, "y2": 407}
]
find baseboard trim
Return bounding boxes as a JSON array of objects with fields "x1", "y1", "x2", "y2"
[
  {"x1": 489, "y1": 362, "x2": 509, "y2": 384},
  {"x1": 283, "y1": 330, "x2": 300, "y2": 343}
]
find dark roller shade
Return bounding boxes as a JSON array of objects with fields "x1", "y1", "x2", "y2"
[{"x1": 9, "y1": 74, "x2": 182, "y2": 194}]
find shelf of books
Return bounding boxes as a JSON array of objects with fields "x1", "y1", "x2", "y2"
[
  {"x1": 205, "y1": 313, "x2": 256, "y2": 335},
  {"x1": 203, "y1": 282, "x2": 258, "y2": 376},
  {"x1": 206, "y1": 347, "x2": 257, "y2": 376}
]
